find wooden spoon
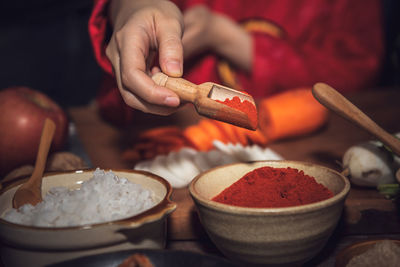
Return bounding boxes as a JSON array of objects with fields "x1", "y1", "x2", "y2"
[
  {"x1": 152, "y1": 72, "x2": 257, "y2": 130},
  {"x1": 12, "y1": 118, "x2": 56, "y2": 209},
  {"x1": 312, "y1": 83, "x2": 400, "y2": 156}
]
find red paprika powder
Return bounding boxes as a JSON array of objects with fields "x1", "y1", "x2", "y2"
[
  {"x1": 212, "y1": 166, "x2": 334, "y2": 208},
  {"x1": 216, "y1": 96, "x2": 258, "y2": 129}
]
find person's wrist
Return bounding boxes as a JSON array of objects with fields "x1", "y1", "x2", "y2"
[
  {"x1": 208, "y1": 13, "x2": 252, "y2": 72},
  {"x1": 110, "y1": 0, "x2": 173, "y2": 29},
  {"x1": 208, "y1": 13, "x2": 224, "y2": 52}
]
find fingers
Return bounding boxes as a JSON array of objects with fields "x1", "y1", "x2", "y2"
[
  {"x1": 151, "y1": 66, "x2": 161, "y2": 75},
  {"x1": 119, "y1": 88, "x2": 180, "y2": 116},
  {"x1": 181, "y1": 6, "x2": 213, "y2": 60},
  {"x1": 107, "y1": 33, "x2": 180, "y2": 114},
  {"x1": 156, "y1": 15, "x2": 184, "y2": 77},
  {"x1": 105, "y1": 2, "x2": 184, "y2": 115},
  {"x1": 122, "y1": 49, "x2": 180, "y2": 107},
  {"x1": 114, "y1": 53, "x2": 179, "y2": 115}
]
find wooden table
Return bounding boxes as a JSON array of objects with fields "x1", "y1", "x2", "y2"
[{"x1": 68, "y1": 88, "x2": 400, "y2": 266}]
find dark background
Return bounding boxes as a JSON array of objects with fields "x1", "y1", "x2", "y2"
[
  {"x1": 0, "y1": 0, "x2": 102, "y2": 108},
  {"x1": 0, "y1": 0, "x2": 399, "y2": 108}
]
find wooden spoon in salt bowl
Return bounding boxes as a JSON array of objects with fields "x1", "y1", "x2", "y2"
[
  {"x1": 312, "y1": 83, "x2": 400, "y2": 156},
  {"x1": 12, "y1": 118, "x2": 56, "y2": 209}
]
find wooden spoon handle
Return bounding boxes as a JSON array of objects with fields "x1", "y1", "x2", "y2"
[
  {"x1": 28, "y1": 118, "x2": 56, "y2": 188},
  {"x1": 12, "y1": 118, "x2": 56, "y2": 208},
  {"x1": 312, "y1": 83, "x2": 400, "y2": 156},
  {"x1": 152, "y1": 72, "x2": 198, "y2": 102}
]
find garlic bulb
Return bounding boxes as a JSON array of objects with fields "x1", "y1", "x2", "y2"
[{"x1": 342, "y1": 139, "x2": 399, "y2": 187}]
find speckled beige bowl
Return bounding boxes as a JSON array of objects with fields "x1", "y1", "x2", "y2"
[
  {"x1": 335, "y1": 239, "x2": 400, "y2": 267},
  {"x1": 189, "y1": 161, "x2": 350, "y2": 266},
  {"x1": 0, "y1": 169, "x2": 176, "y2": 267}
]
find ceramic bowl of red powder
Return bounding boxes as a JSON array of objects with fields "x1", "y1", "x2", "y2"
[{"x1": 189, "y1": 160, "x2": 350, "y2": 266}]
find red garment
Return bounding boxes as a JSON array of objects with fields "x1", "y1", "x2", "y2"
[{"x1": 89, "y1": 0, "x2": 384, "y2": 126}]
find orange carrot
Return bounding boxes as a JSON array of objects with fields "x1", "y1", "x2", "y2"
[
  {"x1": 213, "y1": 121, "x2": 240, "y2": 144},
  {"x1": 183, "y1": 119, "x2": 231, "y2": 151},
  {"x1": 123, "y1": 129, "x2": 187, "y2": 162},
  {"x1": 121, "y1": 149, "x2": 141, "y2": 162},
  {"x1": 198, "y1": 119, "x2": 230, "y2": 143},
  {"x1": 183, "y1": 124, "x2": 214, "y2": 151},
  {"x1": 183, "y1": 118, "x2": 269, "y2": 151},
  {"x1": 149, "y1": 135, "x2": 187, "y2": 146},
  {"x1": 231, "y1": 126, "x2": 249, "y2": 146},
  {"x1": 258, "y1": 88, "x2": 328, "y2": 141},
  {"x1": 123, "y1": 87, "x2": 328, "y2": 163},
  {"x1": 243, "y1": 128, "x2": 269, "y2": 145},
  {"x1": 138, "y1": 126, "x2": 182, "y2": 140}
]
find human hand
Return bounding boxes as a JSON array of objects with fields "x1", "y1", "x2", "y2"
[
  {"x1": 106, "y1": 0, "x2": 184, "y2": 115},
  {"x1": 182, "y1": 5, "x2": 252, "y2": 72},
  {"x1": 182, "y1": 5, "x2": 216, "y2": 60}
]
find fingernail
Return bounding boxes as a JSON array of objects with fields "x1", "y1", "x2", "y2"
[
  {"x1": 165, "y1": 60, "x2": 182, "y2": 76},
  {"x1": 164, "y1": 96, "x2": 180, "y2": 106}
]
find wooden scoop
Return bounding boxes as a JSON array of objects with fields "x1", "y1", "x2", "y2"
[
  {"x1": 152, "y1": 72, "x2": 257, "y2": 130},
  {"x1": 312, "y1": 83, "x2": 400, "y2": 156},
  {"x1": 12, "y1": 118, "x2": 56, "y2": 209}
]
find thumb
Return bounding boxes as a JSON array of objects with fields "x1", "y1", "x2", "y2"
[{"x1": 157, "y1": 20, "x2": 184, "y2": 77}]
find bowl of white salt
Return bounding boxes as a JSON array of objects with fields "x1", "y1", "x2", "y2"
[{"x1": 0, "y1": 168, "x2": 176, "y2": 267}]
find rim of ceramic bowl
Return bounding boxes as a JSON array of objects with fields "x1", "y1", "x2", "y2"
[
  {"x1": 189, "y1": 160, "x2": 351, "y2": 215},
  {"x1": 0, "y1": 168, "x2": 176, "y2": 231},
  {"x1": 335, "y1": 239, "x2": 400, "y2": 267}
]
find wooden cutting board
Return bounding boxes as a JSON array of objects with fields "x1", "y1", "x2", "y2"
[{"x1": 68, "y1": 91, "x2": 400, "y2": 241}]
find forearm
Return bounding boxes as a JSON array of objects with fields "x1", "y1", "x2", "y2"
[
  {"x1": 109, "y1": 0, "x2": 162, "y2": 28},
  {"x1": 211, "y1": 14, "x2": 252, "y2": 73}
]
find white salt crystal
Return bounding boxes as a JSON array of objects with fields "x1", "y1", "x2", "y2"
[{"x1": 2, "y1": 168, "x2": 156, "y2": 227}]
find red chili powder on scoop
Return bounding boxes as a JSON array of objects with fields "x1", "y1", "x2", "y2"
[
  {"x1": 212, "y1": 166, "x2": 334, "y2": 208},
  {"x1": 216, "y1": 96, "x2": 258, "y2": 129}
]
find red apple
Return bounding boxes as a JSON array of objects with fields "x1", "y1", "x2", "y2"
[{"x1": 0, "y1": 87, "x2": 69, "y2": 177}]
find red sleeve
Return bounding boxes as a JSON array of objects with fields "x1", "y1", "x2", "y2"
[
  {"x1": 88, "y1": 0, "x2": 384, "y2": 126},
  {"x1": 238, "y1": 0, "x2": 384, "y2": 97},
  {"x1": 89, "y1": 0, "x2": 113, "y2": 75},
  {"x1": 88, "y1": 0, "x2": 187, "y2": 74},
  {"x1": 89, "y1": 0, "x2": 138, "y2": 127},
  {"x1": 87, "y1": 0, "x2": 207, "y2": 127}
]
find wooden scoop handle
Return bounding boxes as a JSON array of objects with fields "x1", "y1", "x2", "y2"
[
  {"x1": 12, "y1": 118, "x2": 56, "y2": 208},
  {"x1": 30, "y1": 119, "x2": 56, "y2": 186},
  {"x1": 312, "y1": 83, "x2": 400, "y2": 156},
  {"x1": 152, "y1": 72, "x2": 198, "y2": 103}
]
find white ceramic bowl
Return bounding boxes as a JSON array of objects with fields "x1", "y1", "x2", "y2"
[
  {"x1": 335, "y1": 239, "x2": 400, "y2": 267},
  {"x1": 189, "y1": 160, "x2": 350, "y2": 266},
  {"x1": 0, "y1": 169, "x2": 176, "y2": 267}
]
